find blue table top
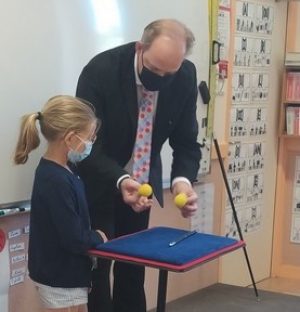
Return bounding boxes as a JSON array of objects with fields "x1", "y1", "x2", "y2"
[{"x1": 89, "y1": 227, "x2": 245, "y2": 271}]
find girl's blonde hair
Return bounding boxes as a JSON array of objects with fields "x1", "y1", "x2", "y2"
[{"x1": 13, "y1": 95, "x2": 100, "y2": 165}]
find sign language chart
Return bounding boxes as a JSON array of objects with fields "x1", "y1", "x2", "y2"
[{"x1": 226, "y1": 1, "x2": 274, "y2": 237}]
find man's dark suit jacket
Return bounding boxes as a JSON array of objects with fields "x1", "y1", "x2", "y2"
[{"x1": 76, "y1": 42, "x2": 201, "y2": 208}]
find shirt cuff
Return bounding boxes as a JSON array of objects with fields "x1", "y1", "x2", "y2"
[
  {"x1": 116, "y1": 174, "x2": 131, "y2": 189},
  {"x1": 171, "y1": 177, "x2": 192, "y2": 189}
]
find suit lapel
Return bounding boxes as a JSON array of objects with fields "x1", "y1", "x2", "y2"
[{"x1": 120, "y1": 47, "x2": 139, "y2": 135}]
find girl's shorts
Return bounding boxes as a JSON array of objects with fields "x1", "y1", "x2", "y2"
[{"x1": 35, "y1": 282, "x2": 88, "y2": 309}]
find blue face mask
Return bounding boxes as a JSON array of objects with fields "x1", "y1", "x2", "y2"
[{"x1": 67, "y1": 140, "x2": 93, "y2": 163}]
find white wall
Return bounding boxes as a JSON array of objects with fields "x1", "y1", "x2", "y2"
[{"x1": 0, "y1": 0, "x2": 210, "y2": 204}]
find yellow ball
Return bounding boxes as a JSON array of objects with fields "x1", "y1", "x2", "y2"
[
  {"x1": 174, "y1": 193, "x2": 187, "y2": 208},
  {"x1": 138, "y1": 184, "x2": 153, "y2": 197}
]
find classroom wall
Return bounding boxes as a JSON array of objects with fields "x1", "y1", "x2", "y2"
[
  {"x1": 0, "y1": 0, "x2": 210, "y2": 205},
  {"x1": 0, "y1": 213, "x2": 43, "y2": 312},
  {"x1": 220, "y1": 0, "x2": 288, "y2": 286}
]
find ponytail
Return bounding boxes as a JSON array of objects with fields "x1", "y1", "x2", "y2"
[{"x1": 13, "y1": 113, "x2": 41, "y2": 164}]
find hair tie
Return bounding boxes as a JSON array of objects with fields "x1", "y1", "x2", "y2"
[{"x1": 36, "y1": 111, "x2": 42, "y2": 121}]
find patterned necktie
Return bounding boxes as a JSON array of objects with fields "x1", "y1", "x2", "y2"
[{"x1": 132, "y1": 87, "x2": 154, "y2": 184}]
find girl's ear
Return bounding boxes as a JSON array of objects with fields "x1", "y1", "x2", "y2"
[{"x1": 64, "y1": 131, "x2": 75, "y2": 149}]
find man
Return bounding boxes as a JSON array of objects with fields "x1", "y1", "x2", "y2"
[{"x1": 76, "y1": 19, "x2": 202, "y2": 312}]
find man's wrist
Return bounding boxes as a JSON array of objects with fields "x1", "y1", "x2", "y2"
[
  {"x1": 116, "y1": 174, "x2": 131, "y2": 189},
  {"x1": 171, "y1": 177, "x2": 191, "y2": 189}
]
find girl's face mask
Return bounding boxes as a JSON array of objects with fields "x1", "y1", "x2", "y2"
[{"x1": 67, "y1": 134, "x2": 93, "y2": 163}]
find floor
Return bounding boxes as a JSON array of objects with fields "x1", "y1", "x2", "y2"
[
  {"x1": 255, "y1": 276, "x2": 300, "y2": 297},
  {"x1": 148, "y1": 281, "x2": 300, "y2": 312}
]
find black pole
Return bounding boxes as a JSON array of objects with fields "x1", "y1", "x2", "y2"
[
  {"x1": 156, "y1": 270, "x2": 168, "y2": 312},
  {"x1": 213, "y1": 137, "x2": 260, "y2": 299}
]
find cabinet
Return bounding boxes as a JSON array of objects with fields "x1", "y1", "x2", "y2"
[
  {"x1": 278, "y1": 65, "x2": 300, "y2": 137},
  {"x1": 272, "y1": 63, "x2": 300, "y2": 278},
  {"x1": 286, "y1": 2, "x2": 300, "y2": 53},
  {"x1": 280, "y1": 2, "x2": 300, "y2": 136},
  {"x1": 272, "y1": 1, "x2": 300, "y2": 281}
]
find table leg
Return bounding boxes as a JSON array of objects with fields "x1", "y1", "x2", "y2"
[{"x1": 156, "y1": 269, "x2": 168, "y2": 312}]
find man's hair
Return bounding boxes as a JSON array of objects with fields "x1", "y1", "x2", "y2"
[{"x1": 141, "y1": 19, "x2": 195, "y2": 55}]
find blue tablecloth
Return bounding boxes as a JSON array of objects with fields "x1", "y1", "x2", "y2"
[{"x1": 95, "y1": 227, "x2": 241, "y2": 266}]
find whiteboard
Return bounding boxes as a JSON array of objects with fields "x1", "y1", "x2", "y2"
[{"x1": 0, "y1": 0, "x2": 210, "y2": 204}]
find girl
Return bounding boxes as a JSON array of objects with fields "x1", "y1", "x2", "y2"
[{"x1": 13, "y1": 95, "x2": 107, "y2": 312}]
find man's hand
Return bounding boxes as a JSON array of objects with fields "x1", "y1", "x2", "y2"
[
  {"x1": 172, "y1": 181, "x2": 198, "y2": 218},
  {"x1": 120, "y1": 178, "x2": 153, "y2": 213}
]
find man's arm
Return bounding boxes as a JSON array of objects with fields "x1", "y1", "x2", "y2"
[
  {"x1": 169, "y1": 62, "x2": 201, "y2": 217},
  {"x1": 169, "y1": 63, "x2": 201, "y2": 184},
  {"x1": 76, "y1": 63, "x2": 128, "y2": 185}
]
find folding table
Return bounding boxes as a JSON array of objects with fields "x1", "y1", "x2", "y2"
[{"x1": 88, "y1": 226, "x2": 246, "y2": 312}]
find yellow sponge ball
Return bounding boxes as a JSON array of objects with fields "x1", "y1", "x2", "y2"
[
  {"x1": 138, "y1": 184, "x2": 153, "y2": 197},
  {"x1": 174, "y1": 193, "x2": 187, "y2": 208}
]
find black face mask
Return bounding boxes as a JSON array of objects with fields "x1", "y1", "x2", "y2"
[
  {"x1": 139, "y1": 52, "x2": 177, "y2": 91},
  {"x1": 139, "y1": 66, "x2": 176, "y2": 91}
]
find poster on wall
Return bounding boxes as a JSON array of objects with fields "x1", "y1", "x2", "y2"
[{"x1": 226, "y1": 0, "x2": 273, "y2": 238}]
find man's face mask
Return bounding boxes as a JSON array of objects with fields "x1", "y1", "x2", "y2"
[{"x1": 139, "y1": 52, "x2": 177, "y2": 91}]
